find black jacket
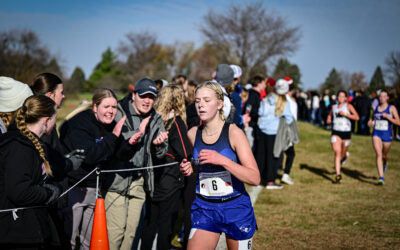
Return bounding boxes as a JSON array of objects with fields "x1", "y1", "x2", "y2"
[
  {"x1": 245, "y1": 89, "x2": 261, "y2": 128},
  {"x1": 0, "y1": 126, "x2": 58, "y2": 245},
  {"x1": 60, "y1": 109, "x2": 119, "y2": 188},
  {"x1": 152, "y1": 116, "x2": 192, "y2": 201}
]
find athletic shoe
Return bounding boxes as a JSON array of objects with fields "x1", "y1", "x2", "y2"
[
  {"x1": 281, "y1": 173, "x2": 294, "y2": 185},
  {"x1": 341, "y1": 152, "x2": 350, "y2": 166},
  {"x1": 334, "y1": 175, "x2": 342, "y2": 184},
  {"x1": 378, "y1": 177, "x2": 385, "y2": 185},
  {"x1": 383, "y1": 164, "x2": 387, "y2": 173},
  {"x1": 266, "y1": 183, "x2": 283, "y2": 190}
]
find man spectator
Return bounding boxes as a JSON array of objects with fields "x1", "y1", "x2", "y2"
[{"x1": 103, "y1": 78, "x2": 168, "y2": 250}]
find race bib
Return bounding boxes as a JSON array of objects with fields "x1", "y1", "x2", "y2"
[
  {"x1": 333, "y1": 117, "x2": 350, "y2": 131},
  {"x1": 199, "y1": 171, "x2": 233, "y2": 197},
  {"x1": 375, "y1": 120, "x2": 388, "y2": 131}
]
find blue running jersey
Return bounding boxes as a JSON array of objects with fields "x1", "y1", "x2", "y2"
[
  {"x1": 193, "y1": 123, "x2": 247, "y2": 200},
  {"x1": 372, "y1": 105, "x2": 393, "y2": 142}
]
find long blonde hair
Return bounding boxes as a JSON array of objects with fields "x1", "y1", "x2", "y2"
[
  {"x1": 275, "y1": 94, "x2": 287, "y2": 116},
  {"x1": 155, "y1": 84, "x2": 187, "y2": 130},
  {"x1": 15, "y1": 95, "x2": 56, "y2": 176},
  {"x1": 195, "y1": 81, "x2": 225, "y2": 121}
]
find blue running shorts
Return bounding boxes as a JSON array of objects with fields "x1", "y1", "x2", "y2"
[{"x1": 191, "y1": 194, "x2": 257, "y2": 240}]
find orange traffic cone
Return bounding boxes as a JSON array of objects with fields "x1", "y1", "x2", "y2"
[{"x1": 90, "y1": 198, "x2": 109, "y2": 250}]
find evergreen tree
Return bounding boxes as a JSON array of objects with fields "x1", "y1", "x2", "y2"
[
  {"x1": 66, "y1": 67, "x2": 85, "y2": 95},
  {"x1": 320, "y1": 68, "x2": 343, "y2": 93},
  {"x1": 369, "y1": 66, "x2": 385, "y2": 93},
  {"x1": 86, "y1": 47, "x2": 121, "y2": 90},
  {"x1": 272, "y1": 58, "x2": 302, "y2": 89}
]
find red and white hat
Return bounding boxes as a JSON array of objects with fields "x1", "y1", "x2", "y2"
[{"x1": 284, "y1": 77, "x2": 293, "y2": 85}]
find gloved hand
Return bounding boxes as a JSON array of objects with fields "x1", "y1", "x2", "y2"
[
  {"x1": 43, "y1": 183, "x2": 61, "y2": 205},
  {"x1": 65, "y1": 149, "x2": 86, "y2": 171}
]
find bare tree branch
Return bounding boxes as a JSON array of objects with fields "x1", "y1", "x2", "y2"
[{"x1": 200, "y1": 2, "x2": 301, "y2": 81}]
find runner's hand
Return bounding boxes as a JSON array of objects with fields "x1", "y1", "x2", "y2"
[
  {"x1": 198, "y1": 149, "x2": 225, "y2": 165},
  {"x1": 113, "y1": 116, "x2": 127, "y2": 137},
  {"x1": 180, "y1": 158, "x2": 192, "y2": 176}
]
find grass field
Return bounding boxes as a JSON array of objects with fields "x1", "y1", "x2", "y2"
[
  {"x1": 58, "y1": 95, "x2": 400, "y2": 249},
  {"x1": 252, "y1": 122, "x2": 400, "y2": 249}
]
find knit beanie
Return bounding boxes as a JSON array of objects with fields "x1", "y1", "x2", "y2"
[{"x1": 0, "y1": 76, "x2": 33, "y2": 112}]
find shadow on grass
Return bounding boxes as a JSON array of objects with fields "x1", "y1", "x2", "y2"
[
  {"x1": 300, "y1": 164, "x2": 335, "y2": 182},
  {"x1": 341, "y1": 167, "x2": 377, "y2": 185}
]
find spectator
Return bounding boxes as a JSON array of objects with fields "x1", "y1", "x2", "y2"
[
  {"x1": 60, "y1": 88, "x2": 128, "y2": 250},
  {"x1": 103, "y1": 79, "x2": 168, "y2": 250},
  {"x1": 256, "y1": 79, "x2": 293, "y2": 189},
  {"x1": 243, "y1": 75, "x2": 267, "y2": 150},
  {"x1": 0, "y1": 76, "x2": 33, "y2": 133},
  {"x1": 141, "y1": 85, "x2": 191, "y2": 250},
  {"x1": 0, "y1": 95, "x2": 60, "y2": 249}
]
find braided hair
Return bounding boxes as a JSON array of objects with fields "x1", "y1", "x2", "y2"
[{"x1": 15, "y1": 95, "x2": 57, "y2": 176}]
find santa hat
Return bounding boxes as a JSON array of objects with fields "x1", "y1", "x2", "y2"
[{"x1": 284, "y1": 77, "x2": 293, "y2": 85}]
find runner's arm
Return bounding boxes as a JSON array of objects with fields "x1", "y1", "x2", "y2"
[{"x1": 347, "y1": 104, "x2": 360, "y2": 121}]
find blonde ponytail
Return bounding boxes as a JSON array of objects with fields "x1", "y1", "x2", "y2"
[{"x1": 275, "y1": 94, "x2": 287, "y2": 117}]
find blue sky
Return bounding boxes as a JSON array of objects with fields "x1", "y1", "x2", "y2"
[{"x1": 1, "y1": 0, "x2": 399, "y2": 90}]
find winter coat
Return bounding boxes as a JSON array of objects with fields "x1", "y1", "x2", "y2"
[
  {"x1": 103, "y1": 94, "x2": 168, "y2": 197},
  {"x1": 152, "y1": 116, "x2": 192, "y2": 201},
  {"x1": 0, "y1": 125, "x2": 58, "y2": 245},
  {"x1": 59, "y1": 109, "x2": 119, "y2": 188},
  {"x1": 244, "y1": 89, "x2": 261, "y2": 129}
]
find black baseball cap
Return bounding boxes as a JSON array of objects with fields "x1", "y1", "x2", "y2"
[{"x1": 134, "y1": 78, "x2": 158, "y2": 97}]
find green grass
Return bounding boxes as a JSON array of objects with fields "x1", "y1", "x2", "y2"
[{"x1": 252, "y1": 121, "x2": 400, "y2": 249}]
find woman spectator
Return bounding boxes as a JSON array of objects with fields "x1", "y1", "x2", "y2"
[
  {"x1": 180, "y1": 81, "x2": 259, "y2": 249},
  {"x1": 368, "y1": 89, "x2": 400, "y2": 184},
  {"x1": 256, "y1": 79, "x2": 294, "y2": 189},
  {"x1": 30, "y1": 73, "x2": 65, "y2": 153},
  {"x1": 141, "y1": 85, "x2": 191, "y2": 250},
  {"x1": 0, "y1": 95, "x2": 61, "y2": 249},
  {"x1": 60, "y1": 88, "x2": 134, "y2": 250},
  {"x1": 327, "y1": 90, "x2": 359, "y2": 183}
]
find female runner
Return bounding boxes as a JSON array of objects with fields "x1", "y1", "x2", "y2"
[
  {"x1": 368, "y1": 89, "x2": 400, "y2": 184},
  {"x1": 180, "y1": 81, "x2": 260, "y2": 250},
  {"x1": 327, "y1": 90, "x2": 359, "y2": 183}
]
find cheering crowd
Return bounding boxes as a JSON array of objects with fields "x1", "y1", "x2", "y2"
[{"x1": 0, "y1": 63, "x2": 399, "y2": 250}]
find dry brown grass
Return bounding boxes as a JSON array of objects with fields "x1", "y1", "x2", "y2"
[{"x1": 252, "y1": 122, "x2": 400, "y2": 249}]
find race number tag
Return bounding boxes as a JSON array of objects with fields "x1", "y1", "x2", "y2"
[
  {"x1": 199, "y1": 171, "x2": 233, "y2": 197},
  {"x1": 375, "y1": 120, "x2": 388, "y2": 131},
  {"x1": 333, "y1": 117, "x2": 350, "y2": 131}
]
